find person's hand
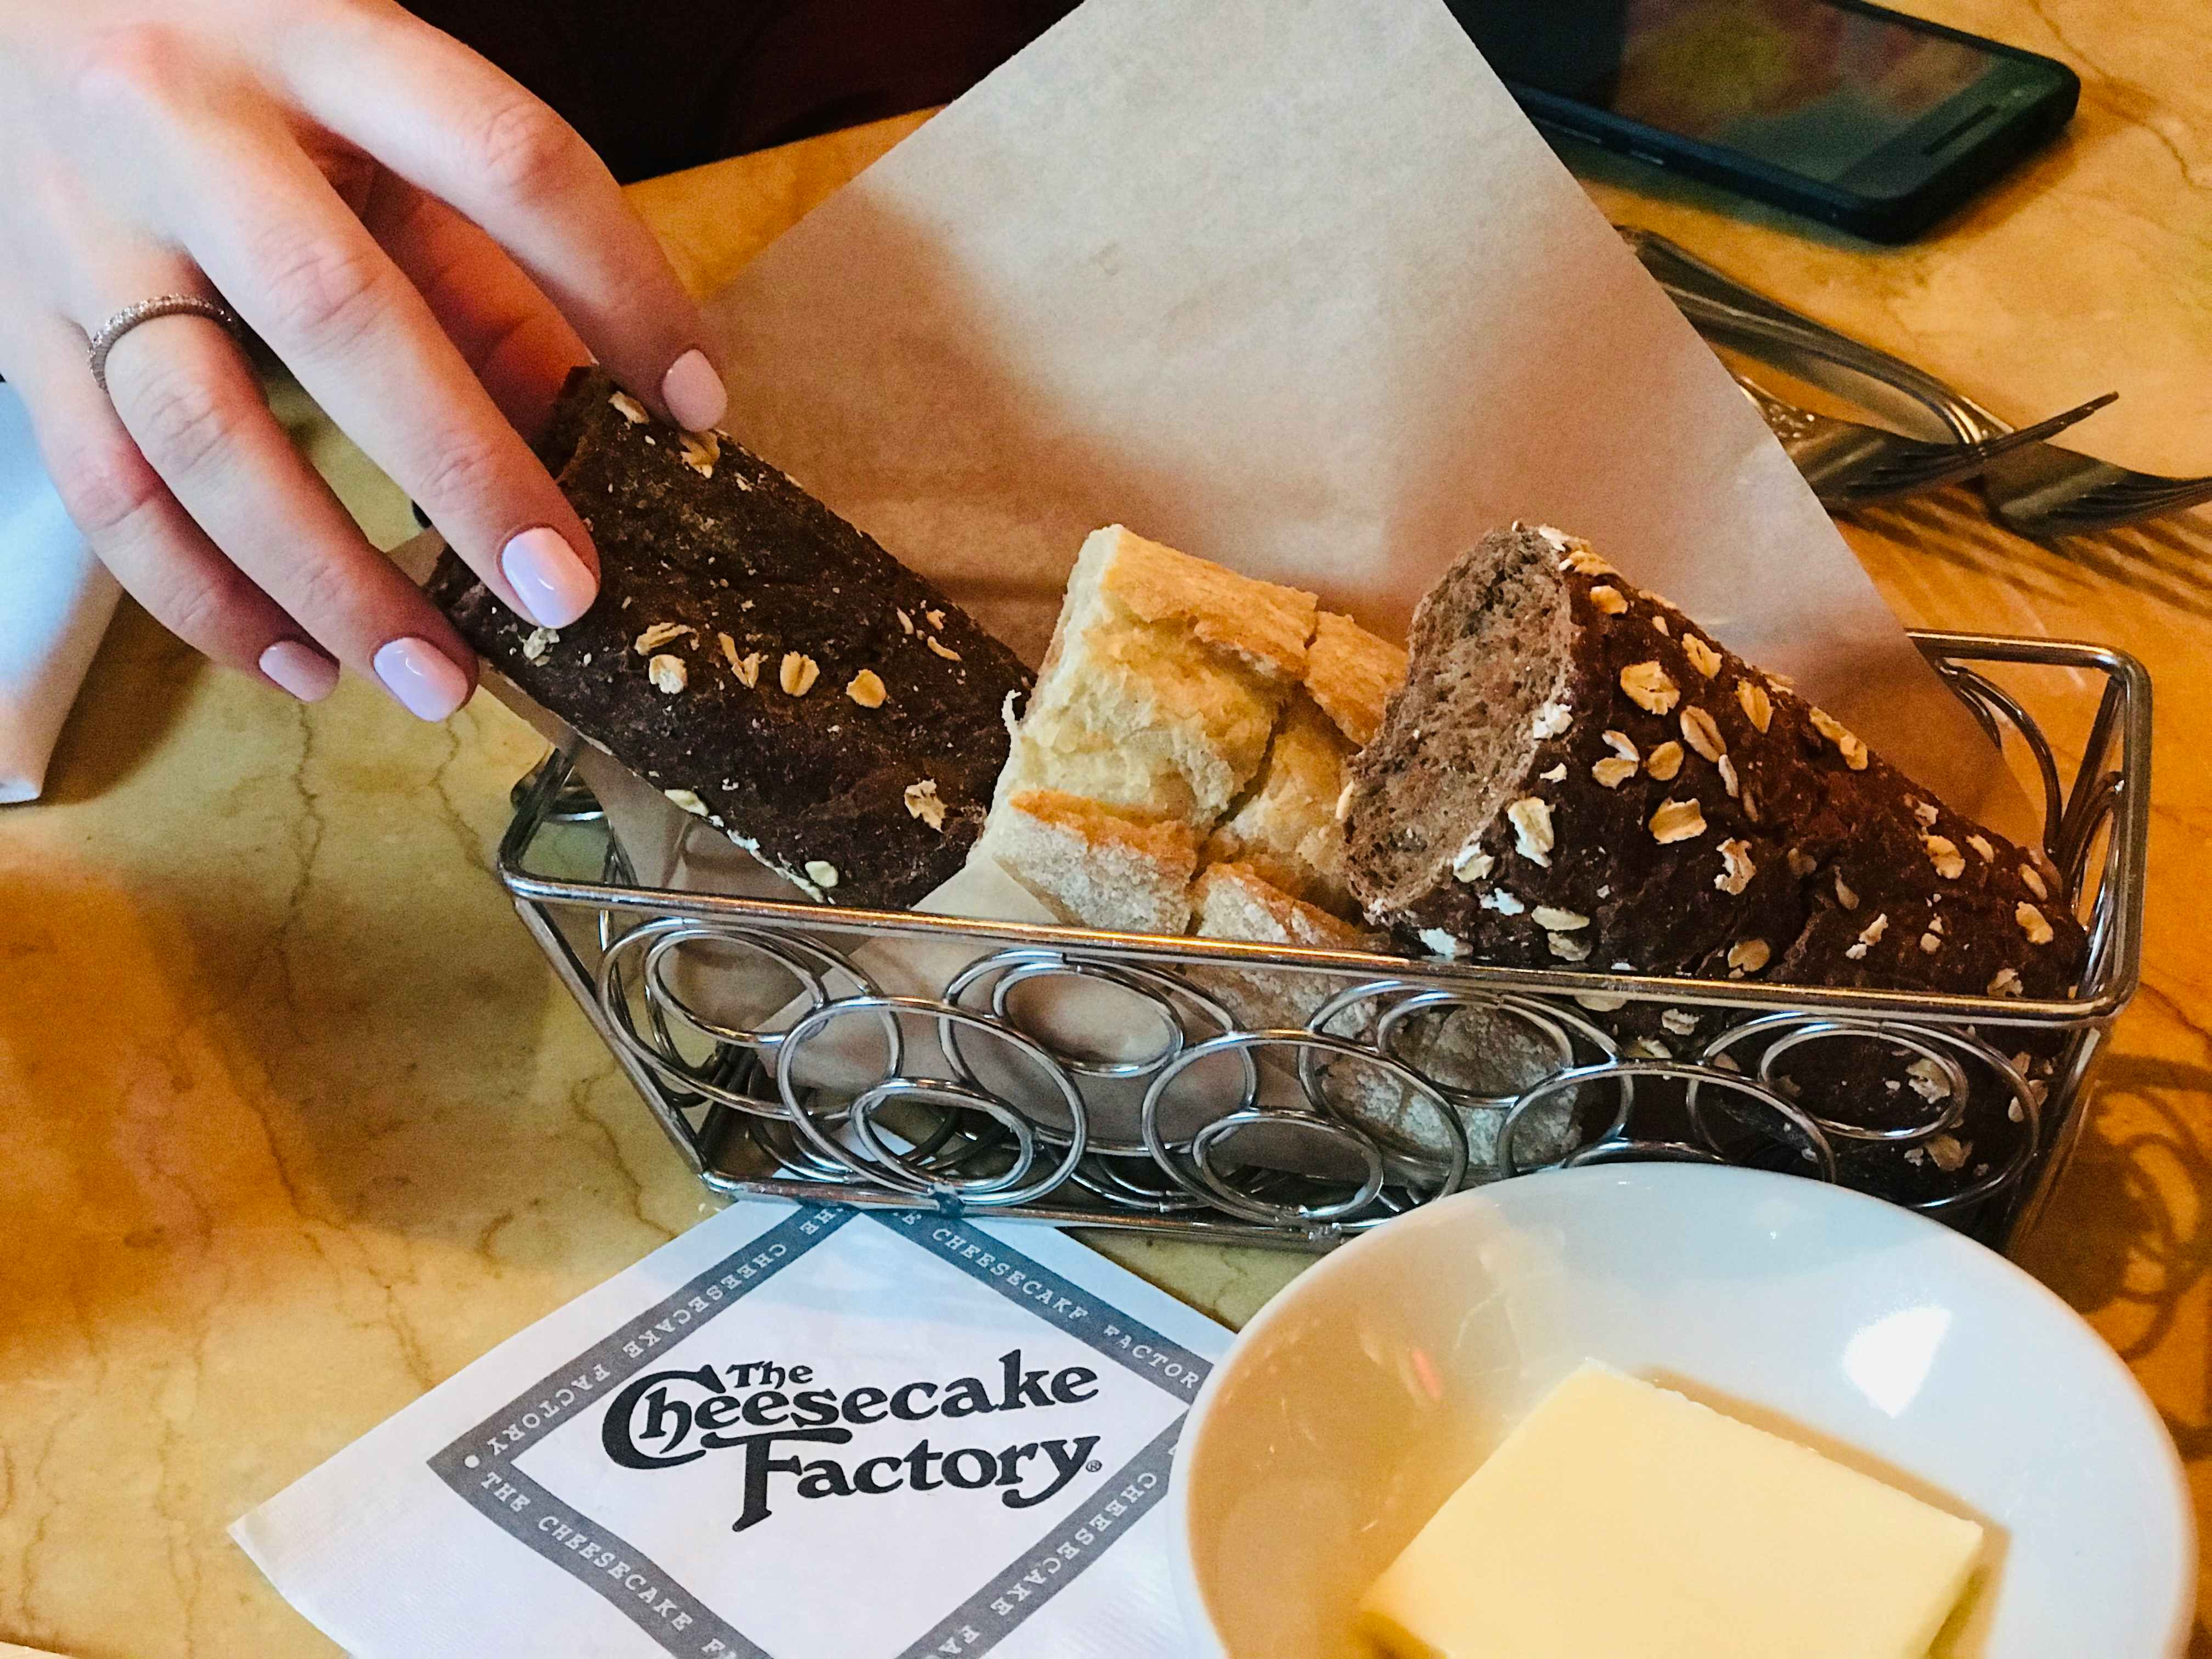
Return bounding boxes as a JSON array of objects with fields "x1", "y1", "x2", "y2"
[{"x1": 0, "y1": 0, "x2": 727, "y2": 718}]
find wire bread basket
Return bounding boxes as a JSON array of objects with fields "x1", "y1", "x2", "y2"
[{"x1": 498, "y1": 631, "x2": 2147, "y2": 1255}]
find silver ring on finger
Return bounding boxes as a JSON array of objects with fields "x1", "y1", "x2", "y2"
[{"x1": 87, "y1": 295, "x2": 248, "y2": 393}]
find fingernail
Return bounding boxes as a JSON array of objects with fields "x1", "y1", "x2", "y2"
[
  {"x1": 372, "y1": 637, "x2": 470, "y2": 721},
  {"x1": 501, "y1": 525, "x2": 597, "y2": 627},
  {"x1": 660, "y1": 348, "x2": 727, "y2": 432},
  {"x1": 258, "y1": 639, "x2": 340, "y2": 703}
]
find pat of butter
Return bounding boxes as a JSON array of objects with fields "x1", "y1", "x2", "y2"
[{"x1": 1358, "y1": 1363, "x2": 1983, "y2": 1659}]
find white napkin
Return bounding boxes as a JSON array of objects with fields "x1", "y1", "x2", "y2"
[
  {"x1": 233, "y1": 1198, "x2": 1228, "y2": 1658},
  {"x1": 0, "y1": 385, "x2": 117, "y2": 804}
]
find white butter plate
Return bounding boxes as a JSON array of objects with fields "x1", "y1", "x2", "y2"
[{"x1": 1172, "y1": 1164, "x2": 2192, "y2": 1658}]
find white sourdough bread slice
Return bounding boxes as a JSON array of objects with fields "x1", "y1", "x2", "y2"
[
  {"x1": 1305, "y1": 608, "x2": 1409, "y2": 746},
  {"x1": 1205, "y1": 612, "x2": 1409, "y2": 915},
  {"x1": 978, "y1": 527, "x2": 1399, "y2": 1036},
  {"x1": 980, "y1": 527, "x2": 1400, "y2": 940},
  {"x1": 1188, "y1": 861, "x2": 1374, "y2": 1026},
  {"x1": 1188, "y1": 863, "x2": 1568, "y2": 1174},
  {"x1": 977, "y1": 528, "x2": 1557, "y2": 1181},
  {"x1": 988, "y1": 789, "x2": 1199, "y2": 935},
  {"x1": 988, "y1": 524, "x2": 1318, "y2": 826}
]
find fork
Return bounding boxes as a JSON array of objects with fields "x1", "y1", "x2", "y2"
[
  {"x1": 1621, "y1": 227, "x2": 2212, "y2": 535},
  {"x1": 1733, "y1": 372, "x2": 2116, "y2": 511}
]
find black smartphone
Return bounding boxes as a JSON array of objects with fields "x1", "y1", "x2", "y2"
[{"x1": 1446, "y1": 0, "x2": 2079, "y2": 241}]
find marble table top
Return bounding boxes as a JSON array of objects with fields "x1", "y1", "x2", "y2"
[{"x1": 2, "y1": 2, "x2": 2208, "y2": 1650}]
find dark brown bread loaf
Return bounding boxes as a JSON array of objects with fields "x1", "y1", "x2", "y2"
[
  {"x1": 1344, "y1": 524, "x2": 2086, "y2": 1003},
  {"x1": 1345, "y1": 526, "x2": 2085, "y2": 1204},
  {"x1": 429, "y1": 368, "x2": 1031, "y2": 909}
]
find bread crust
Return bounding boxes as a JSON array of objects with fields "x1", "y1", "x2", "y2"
[
  {"x1": 1305, "y1": 610, "x2": 1409, "y2": 747},
  {"x1": 1097, "y1": 528, "x2": 1318, "y2": 680},
  {"x1": 1193, "y1": 861, "x2": 1370, "y2": 952},
  {"x1": 990, "y1": 789, "x2": 1199, "y2": 934}
]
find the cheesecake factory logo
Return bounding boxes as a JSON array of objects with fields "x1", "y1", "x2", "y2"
[{"x1": 601, "y1": 1350, "x2": 1107, "y2": 1533}]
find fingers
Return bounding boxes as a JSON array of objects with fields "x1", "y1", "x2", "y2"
[
  {"x1": 82, "y1": 279, "x2": 480, "y2": 720},
  {"x1": 279, "y1": 4, "x2": 727, "y2": 429},
  {"x1": 359, "y1": 172, "x2": 585, "y2": 443},
  {"x1": 144, "y1": 101, "x2": 603, "y2": 637},
  {"x1": 0, "y1": 309, "x2": 340, "y2": 704}
]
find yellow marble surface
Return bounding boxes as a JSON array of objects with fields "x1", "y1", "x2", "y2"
[{"x1": 2, "y1": 5, "x2": 2208, "y2": 1651}]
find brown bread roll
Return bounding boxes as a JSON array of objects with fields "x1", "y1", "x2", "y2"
[
  {"x1": 430, "y1": 368, "x2": 1032, "y2": 910},
  {"x1": 1345, "y1": 524, "x2": 2085, "y2": 1203},
  {"x1": 1344, "y1": 523, "x2": 2085, "y2": 1002}
]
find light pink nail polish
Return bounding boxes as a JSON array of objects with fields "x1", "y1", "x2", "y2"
[
  {"x1": 373, "y1": 637, "x2": 470, "y2": 721},
  {"x1": 661, "y1": 348, "x2": 728, "y2": 432},
  {"x1": 258, "y1": 639, "x2": 340, "y2": 703},
  {"x1": 501, "y1": 526, "x2": 597, "y2": 627}
]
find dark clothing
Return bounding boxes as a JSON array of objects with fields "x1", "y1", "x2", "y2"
[{"x1": 403, "y1": 0, "x2": 1078, "y2": 180}]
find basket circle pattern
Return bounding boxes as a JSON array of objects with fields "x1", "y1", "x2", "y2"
[{"x1": 594, "y1": 921, "x2": 2052, "y2": 1234}]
